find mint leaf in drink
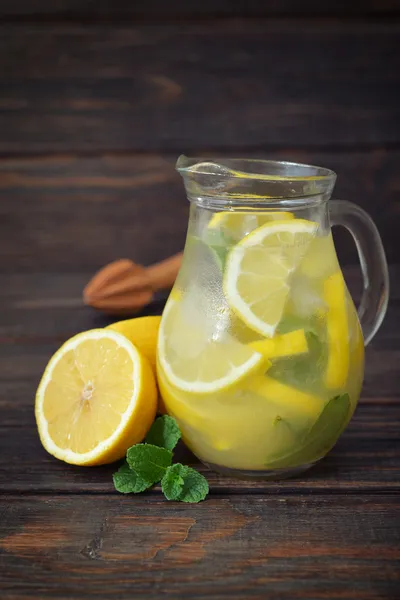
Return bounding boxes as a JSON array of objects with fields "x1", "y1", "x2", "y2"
[
  {"x1": 269, "y1": 327, "x2": 326, "y2": 393},
  {"x1": 206, "y1": 229, "x2": 232, "y2": 271},
  {"x1": 113, "y1": 462, "x2": 153, "y2": 494},
  {"x1": 161, "y1": 463, "x2": 209, "y2": 503},
  {"x1": 265, "y1": 393, "x2": 351, "y2": 469},
  {"x1": 145, "y1": 415, "x2": 181, "y2": 451},
  {"x1": 126, "y1": 444, "x2": 173, "y2": 483},
  {"x1": 194, "y1": 228, "x2": 232, "y2": 272}
]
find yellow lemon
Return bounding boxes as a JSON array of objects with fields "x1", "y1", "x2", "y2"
[
  {"x1": 208, "y1": 210, "x2": 294, "y2": 241},
  {"x1": 35, "y1": 329, "x2": 157, "y2": 465},
  {"x1": 323, "y1": 272, "x2": 350, "y2": 389},
  {"x1": 107, "y1": 315, "x2": 167, "y2": 413},
  {"x1": 158, "y1": 297, "x2": 265, "y2": 394},
  {"x1": 224, "y1": 219, "x2": 318, "y2": 337},
  {"x1": 246, "y1": 375, "x2": 322, "y2": 419},
  {"x1": 249, "y1": 329, "x2": 308, "y2": 359},
  {"x1": 107, "y1": 315, "x2": 161, "y2": 372}
]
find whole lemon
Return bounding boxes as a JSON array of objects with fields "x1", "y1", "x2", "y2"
[{"x1": 107, "y1": 316, "x2": 166, "y2": 413}]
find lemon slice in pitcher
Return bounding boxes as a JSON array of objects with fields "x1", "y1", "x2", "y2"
[
  {"x1": 35, "y1": 329, "x2": 157, "y2": 465},
  {"x1": 158, "y1": 298, "x2": 265, "y2": 394},
  {"x1": 224, "y1": 219, "x2": 318, "y2": 337},
  {"x1": 207, "y1": 210, "x2": 294, "y2": 246}
]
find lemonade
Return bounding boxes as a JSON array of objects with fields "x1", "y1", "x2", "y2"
[{"x1": 157, "y1": 204, "x2": 365, "y2": 477}]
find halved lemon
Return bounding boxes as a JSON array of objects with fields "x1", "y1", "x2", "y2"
[
  {"x1": 224, "y1": 219, "x2": 318, "y2": 337},
  {"x1": 35, "y1": 329, "x2": 157, "y2": 465},
  {"x1": 157, "y1": 298, "x2": 265, "y2": 394}
]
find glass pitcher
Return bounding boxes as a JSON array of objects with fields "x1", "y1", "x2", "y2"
[{"x1": 157, "y1": 157, "x2": 389, "y2": 479}]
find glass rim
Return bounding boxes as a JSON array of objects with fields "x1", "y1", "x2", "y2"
[{"x1": 176, "y1": 155, "x2": 337, "y2": 183}]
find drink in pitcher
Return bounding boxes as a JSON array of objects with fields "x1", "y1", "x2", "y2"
[{"x1": 157, "y1": 158, "x2": 389, "y2": 479}]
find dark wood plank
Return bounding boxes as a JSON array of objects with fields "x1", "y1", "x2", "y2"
[
  {"x1": 0, "y1": 395, "x2": 399, "y2": 493},
  {"x1": 1, "y1": 0, "x2": 400, "y2": 19},
  {"x1": 0, "y1": 21, "x2": 399, "y2": 153},
  {"x1": 0, "y1": 154, "x2": 187, "y2": 271},
  {"x1": 0, "y1": 151, "x2": 399, "y2": 269},
  {"x1": 0, "y1": 494, "x2": 399, "y2": 600}
]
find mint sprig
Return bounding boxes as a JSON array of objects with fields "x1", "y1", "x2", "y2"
[
  {"x1": 161, "y1": 463, "x2": 186, "y2": 500},
  {"x1": 113, "y1": 461, "x2": 152, "y2": 494},
  {"x1": 113, "y1": 416, "x2": 209, "y2": 503},
  {"x1": 145, "y1": 414, "x2": 181, "y2": 451},
  {"x1": 127, "y1": 444, "x2": 173, "y2": 481},
  {"x1": 162, "y1": 464, "x2": 209, "y2": 503}
]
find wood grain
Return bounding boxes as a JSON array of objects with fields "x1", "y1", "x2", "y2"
[
  {"x1": 2, "y1": 0, "x2": 400, "y2": 19},
  {"x1": 0, "y1": 495, "x2": 399, "y2": 600},
  {"x1": 0, "y1": 401, "x2": 399, "y2": 495},
  {"x1": 0, "y1": 21, "x2": 399, "y2": 153},
  {"x1": 0, "y1": 5, "x2": 399, "y2": 598},
  {"x1": 0, "y1": 151, "x2": 399, "y2": 269}
]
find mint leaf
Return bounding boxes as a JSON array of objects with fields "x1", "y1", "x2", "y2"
[
  {"x1": 113, "y1": 462, "x2": 153, "y2": 494},
  {"x1": 145, "y1": 415, "x2": 181, "y2": 451},
  {"x1": 207, "y1": 231, "x2": 231, "y2": 271},
  {"x1": 162, "y1": 463, "x2": 209, "y2": 503},
  {"x1": 126, "y1": 444, "x2": 172, "y2": 483},
  {"x1": 161, "y1": 464, "x2": 186, "y2": 500},
  {"x1": 269, "y1": 328, "x2": 326, "y2": 393},
  {"x1": 195, "y1": 230, "x2": 232, "y2": 272},
  {"x1": 265, "y1": 393, "x2": 351, "y2": 469},
  {"x1": 176, "y1": 465, "x2": 209, "y2": 503}
]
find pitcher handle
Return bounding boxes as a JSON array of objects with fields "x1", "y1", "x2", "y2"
[{"x1": 329, "y1": 200, "x2": 389, "y2": 346}]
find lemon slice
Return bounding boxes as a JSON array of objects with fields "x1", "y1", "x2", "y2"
[
  {"x1": 246, "y1": 375, "x2": 322, "y2": 419},
  {"x1": 208, "y1": 210, "x2": 294, "y2": 242},
  {"x1": 224, "y1": 219, "x2": 318, "y2": 337},
  {"x1": 249, "y1": 329, "x2": 308, "y2": 359},
  {"x1": 324, "y1": 271, "x2": 350, "y2": 389},
  {"x1": 299, "y1": 232, "x2": 339, "y2": 279},
  {"x1": 35, "y1": 329, "x2": 157, "y2": 465},
  {"x1": 157, "y1": 298, "x2": 265, "y2": 394}
]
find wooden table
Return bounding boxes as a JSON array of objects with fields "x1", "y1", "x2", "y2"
[{"x1": 0, "y1": 2, "x2": 399, "y2": 599}]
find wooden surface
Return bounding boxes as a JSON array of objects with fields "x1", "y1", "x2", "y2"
[
  {"x1": 1, "y1": 22, "x2": 399, "y2": 153},
  {"x1": 0, "y1": 2, "x2": 399, "y2": 599},
  {"x1": 2, "y1": 1, "x2": 400, "y2": 18}
]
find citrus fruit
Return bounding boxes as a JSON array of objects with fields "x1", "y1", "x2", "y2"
[
  {"x1": 157, "y1": 298, "x2": 265, "y2": 394},
  {"x1": 249, "y1": 329, "x2": 308, "y2": 359},
  {"x1": 106, "y1": 315, "x2": 161, "y2": 372},
  {"x1": 299, "y1": 233, "x2": 339, "y2": 279},
  {"x1": 208, "y1": 210, "x2": 294, "y2": 242},
  {"x1": 107, "y1": 315, "x2": 166, "y2": 413},
  {"x1": 323, "y1": 271, "x2": 350, "y2": 389},
  {"x1": 35, "y1": 329, "x2": 157, "y2": 465},
  {"x1": 223, "y1": 219, "x2": 318, "y2": 337},
  {"x1": 246, "y1": 375, "x2": 322, "y2": 419}
]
